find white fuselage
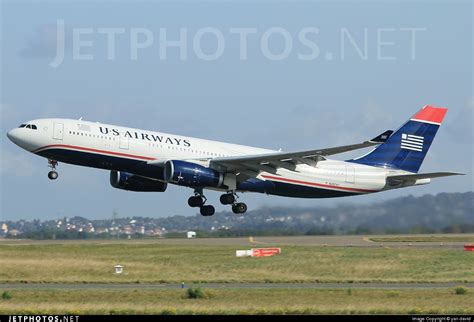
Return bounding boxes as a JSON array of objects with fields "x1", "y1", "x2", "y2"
[{"x1": 7, "y1": 118, "x2": 417, "y2": 198}]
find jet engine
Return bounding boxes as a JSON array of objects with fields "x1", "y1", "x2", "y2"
[
  {"x1": 164, "y1": 160, "x2": 224, "y2": 188},
  {"x1": 110, "y1": 170, "x2": 168, "y2": 192}
]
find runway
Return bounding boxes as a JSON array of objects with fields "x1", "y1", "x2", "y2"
[
  {"x1": 1, "y1": 282, "x2": 473, "y2": 290},
  {"x1": 1, "y1": 234, "x2": 471, "y2": 249}
]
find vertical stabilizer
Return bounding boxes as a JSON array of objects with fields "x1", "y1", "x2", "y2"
[{"x1": 349, "y1": 105, "x2": 447, "y2": 173}]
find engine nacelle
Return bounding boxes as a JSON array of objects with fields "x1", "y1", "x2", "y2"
[
  {"x1": 164, "y1": 160, "x2": 224, "y2": 188},
  {"x1": 110, "y1": 171, "x2": 168, "y2": 192}
]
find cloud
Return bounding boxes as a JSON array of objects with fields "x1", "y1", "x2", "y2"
[
  {"x1": 18, "y1": 23, "x2": 60, "y2": 59},
  {"x1": 0, "y1": 149, "x2": 36, "y2": 177},
  {"x1": 359, "y1": 99, "x2": 394, "y2": 129},
  {"x1": 0, "y1": 103, "x2": 18, "y2": 126},
  {"x1": 260, "y1": 99, "x2": 393, "y2": 151},
  {"x1": 445, "y1": 98, "x2": 474, "y2": 144}
]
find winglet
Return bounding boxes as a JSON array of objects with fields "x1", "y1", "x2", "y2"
[{"x1": 368, "y1": 130, "x2": 394, "y2": 144}]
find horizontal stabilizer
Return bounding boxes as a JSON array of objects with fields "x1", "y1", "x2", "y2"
[{"x1": 387, "y1": 172, "x2": 464, "y2": 183}]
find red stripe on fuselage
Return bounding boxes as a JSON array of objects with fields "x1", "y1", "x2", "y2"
[
  {"x1": 32, "y1": 144, "x2": 156, "y2": 161},
  {"x1": 261, "y1": 174, "x2": 377, "y2": 193}
]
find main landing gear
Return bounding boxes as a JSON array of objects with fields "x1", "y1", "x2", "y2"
[
  {"x1": 188, "y1": 190, "x2": 248, "y2": 216},
  {"x1": 188, "y1": 189, "x2": 215, "y2": 217},
  {"x1": 220, "y1": 192, "x2": 247, "y2": 215},
  {"x1": 47, "y1": 159, "x2": 59, "y2": 180}
]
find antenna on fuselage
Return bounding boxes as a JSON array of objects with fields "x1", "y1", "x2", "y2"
[{"x1": 79, "y1": 117, "x2": 83, "y2": 121}]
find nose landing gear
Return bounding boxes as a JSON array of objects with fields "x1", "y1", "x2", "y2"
[{"x1": 47, "y1": 159, "x2": 58, "y2": 180}]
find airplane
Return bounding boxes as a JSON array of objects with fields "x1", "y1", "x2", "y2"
[{"x1": 7, "y1": 105, "x2": 463, "y2": 216}]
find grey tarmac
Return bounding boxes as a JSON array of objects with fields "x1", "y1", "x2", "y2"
[
  {"x1": 1, "y1": 234, "x2": 471, "y2": 248},
  {"x1": 1, "y1": 283, "x2": 473, "y2": 290}
]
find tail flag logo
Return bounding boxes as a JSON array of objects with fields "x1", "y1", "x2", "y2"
[{"x1": 401, "y1": 133, "x2": 424, "y2": 152}]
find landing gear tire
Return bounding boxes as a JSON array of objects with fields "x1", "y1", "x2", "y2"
[
  {"x1": 220, "y1": 193, "x2": 235, "y2": 205},
  {"x1": 189, "y1": 189, "x2": 214, "y2": 216},
  {"x1": 188, "y1": 196, "x2": 204, "y2": 208},
  {"x1": 200, "y1": 205, "x2": 215, "y2": 216},
  {"x1": 47, "y1": 159, "x2": 58, "y2": 180},
  {"x1": 48, "y1": 171, "x2": 58, "y2": 180},
  {"x1": 232, "y1": 202, "x2": 247, "y2": 214}
]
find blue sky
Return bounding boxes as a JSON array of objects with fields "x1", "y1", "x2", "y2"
[{"x1": 1, "y1": 0, "x2": 472, "y2": 221}]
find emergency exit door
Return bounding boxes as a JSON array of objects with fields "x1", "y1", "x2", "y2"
[
  {"x1": 53, "y1": 123, "x2": 64, "y2": 140},
  {"x1": 119, "y1": 134, "x2": 129, "y2": 150},
  {"x1": 345, "y1": 165, "x2": 355, "y2": 184}
]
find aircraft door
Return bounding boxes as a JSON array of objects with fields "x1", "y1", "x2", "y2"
[
  {"x1": 53, "y1": 123, "x2": 64, "y2": 140},
  {"x1": 119, "y1": 134, "x2": 129, "y2": 150},
  {"x1": 345, "y1": 165, "x2": 355, "y2": 184}
]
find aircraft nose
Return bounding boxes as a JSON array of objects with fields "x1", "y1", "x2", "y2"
[{"x1": 7, "y1": 128, "x2": 20, "y2": 144}]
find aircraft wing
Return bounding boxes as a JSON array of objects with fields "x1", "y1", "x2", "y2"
[
  {"x1": 209, "y1": 130, "x2": 393, "y2": 176},
  {"x1": 387, "y1": 172, "x2": 464, "y2": 184}
]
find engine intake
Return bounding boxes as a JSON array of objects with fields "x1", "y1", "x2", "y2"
[
  {"x1": 110, "y1": 171, "x2": 168, "y2": 192},
  {"x1": 164, "y1": 160, "x2": 224, "y2": 188}
]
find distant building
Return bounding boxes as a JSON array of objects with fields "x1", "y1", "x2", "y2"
[
  {"x1": 95, "y1": 228, "x2": 109, "y2": 234},
  {"x1": 1, "y1": 223, "x2": 7, "y2": 233},
  {"x1": 123, "y1": 225, "x2": 133, "y2": 235},
  {"x1": 152, "y1": 228, "x2": 163, "y2": 236},
  {"x1": 8, "y1": 229, "x2": 19, "y2": 236},
  {"x1": 187, "y1": 231, "x2": 196, "y2": 239}
]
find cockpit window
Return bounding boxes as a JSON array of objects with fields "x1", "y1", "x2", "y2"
[{"x1": 19, "y1": 124, "x2": 38, "y2": 130}]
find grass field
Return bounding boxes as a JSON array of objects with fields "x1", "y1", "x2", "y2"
[
  {"x1": 0, "y1": 242, "x2": 473, "y2": 284},
  {"x1": 0, "y1": 288, "x2": 472, "y2": 315},
  {"x1": 369, "y1": 236, "x2": 474, "y2": 243}
]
